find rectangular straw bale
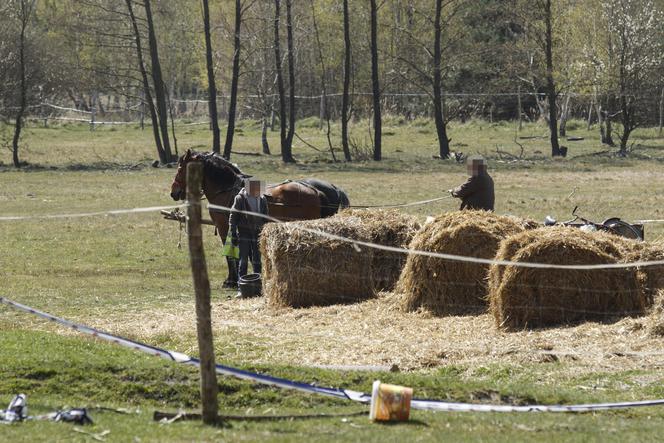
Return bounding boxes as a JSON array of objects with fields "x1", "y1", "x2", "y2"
[{"x1": 260, "y1": 217, "x2": 374, "y2": 308}]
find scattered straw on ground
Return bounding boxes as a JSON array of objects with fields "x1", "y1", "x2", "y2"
[{"x1": 79, "y1": 293, "x2": 664, "y2": 374}]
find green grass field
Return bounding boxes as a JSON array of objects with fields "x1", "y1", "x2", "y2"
[{"x1": 1, "y1": 119, "x2": 664, "y2": 442}]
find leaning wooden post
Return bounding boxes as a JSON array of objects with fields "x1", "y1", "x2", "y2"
[{"x1": 186, "y1": 161, "x2": 219, "y2": 425}]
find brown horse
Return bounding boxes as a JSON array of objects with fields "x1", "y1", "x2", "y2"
[{"x1": 169, "y1": 149, "x2": 349, "y2": 287}]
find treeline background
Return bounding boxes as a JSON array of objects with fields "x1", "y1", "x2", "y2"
[{"x1": 1, "y1": 0, "x2": 663, "y2": 163}]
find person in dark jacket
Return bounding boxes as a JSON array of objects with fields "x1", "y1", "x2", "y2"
[
  {"x1": 229, "y1": 178, "x2": 269, "y2": 281},
  {"x1": 449, "y1": 156, "x2": 495, "y2": 211}
]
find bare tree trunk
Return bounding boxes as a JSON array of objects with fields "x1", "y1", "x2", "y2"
[
  {"x1": 432, "y1": 0, "x2": 450, "y2": 159},
  {"x1": 144, "y1": 0, "x2": 173, "y2": 161},
  {"x1": 370, "y1": 0, "x2": 382, "y2": 161},
  {"x1": 202, "y1": 0, "x2": 221, "y2": 154},
  {"x1": 341, "y1": 0, "x2": 352, "y2": 161},
  {"x1": 274, "y1": 0, "x2": 295, "y2": 163},
  {"x1": 658, "y1": 86, "x2": 663, "y2": 136},
  {"x1": 12, "y1": 0, "x2": 34, "y2": 168},
  {"x1": 223, "y1": 0, "x2": 242, "y2": 159},
  {"x1": 261, "y1": 114, "x2": 270, "y2": 154},
  {"x1": 604, "y1": 98, "x2": 615, "y2": 146},
  {"x1": 310, "y1": 0, "x2": 336, "y2": 162},
  {"x1": 126, "y1": 0, "x2": 166, "y2": 163},
  {"x1": 139, "y1": 88, "x2": 145, "y2": 130},
  {"x1": 595, "y1": 94, "x2": 614, "y2": 146},
  {"x1": 167, "y1": 84, "x2": 179, "y2": 157},
  {"x1": 517, "y1": 83, "x2": 523, "y2": 131},
  {"x1": 618, "y1": 76, "x2": 632, "y2": 155},
  {"x1": 285, "y1": 0, "x2": 296, "y2": 153},
  {"x1": 544, "y1": 0, "x2": 561, "y2": 156},
  {"x1": 558, "y1": 94, "x2": 571, "y2": 137}
]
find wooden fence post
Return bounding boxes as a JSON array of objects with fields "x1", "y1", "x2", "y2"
[
  {"x1": 186, "y1": 162, "x2": 219, "y2": 425},
  {"x1": 140, "y1": 89, "x2": 145, "y2": 131}
]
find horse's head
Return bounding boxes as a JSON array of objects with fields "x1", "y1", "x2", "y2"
[
  {"x1": 169, "y1": 149, "x2": 251, "y2": 201},
  {"x1": 170, "y1": 149, "x2": 196, "y2": 201}
]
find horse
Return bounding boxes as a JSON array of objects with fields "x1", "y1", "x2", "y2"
[{"x1": 169, "y1": 149, "x2": 350, "y2": 287}]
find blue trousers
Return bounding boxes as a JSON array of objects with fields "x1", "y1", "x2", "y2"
[{"x1": 238, "y1": 230, "x2": 261, "y2": 278}]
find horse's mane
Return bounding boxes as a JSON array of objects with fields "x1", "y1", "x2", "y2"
[{"x1": 192, "y1": 151, "x2": 249, "y2": 187}]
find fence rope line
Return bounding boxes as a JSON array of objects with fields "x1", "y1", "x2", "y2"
[
  {"x1": 1, "y1": 201, "x2": 662, "y2": 270},
  {"x1": 0, "y1": 205, "x2": 185, "y2": 221},
  {"x1": 42, "y1": 103, "x2": 92, "y2": 114},
  {"x1": 207, "y1": 202, "x2": 664, "y2": 270},
  {"x1": 3, "y1": 296, "x2": 664, "y2": 414},
  {"x1": 349, "y1": 195, "x2": 452, "y2": 209},
  {"x1": 1, "y1": 91, "x2": 658, "y2": 111}
]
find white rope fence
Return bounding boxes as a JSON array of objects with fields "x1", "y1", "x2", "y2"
[
  {"x1": 2, "y1": 200, "x2": 664, "y2": 270},
  {"x1": 207, "y1": 202, "x2": 664, "y2": 270},
  {"x1": 0, "y1": 205, "x2": 185, "y2": 221}
]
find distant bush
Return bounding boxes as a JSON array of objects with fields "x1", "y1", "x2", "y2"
[
  {"x1": 564, "y1": 119, "x2": 585, "y2": 131},
  {"x1": 382, "y1": 114, "x2": 406, "y2": 126},
  {"x1": 298, "y1": 116, "x2": 321, "y2": 129},
  {"x1": 411, "y1": 117, "x2": 432, "y2": 127}
]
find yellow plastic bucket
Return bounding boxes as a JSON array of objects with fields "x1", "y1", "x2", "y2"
[{"x1": 369, "y1": 380, "x2": 413, "y2": 422}]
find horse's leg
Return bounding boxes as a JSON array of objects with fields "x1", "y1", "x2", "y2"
[{"x1": 224, "y1": 257, "x2": 238, "y2": 288}]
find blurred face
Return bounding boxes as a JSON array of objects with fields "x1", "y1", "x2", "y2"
[
  {"x1": 248, "y1": 180, "x2": 262, "y2": 197},
  {"x1": 467, "y1": 158, "x2": 486, "y2": 176}
]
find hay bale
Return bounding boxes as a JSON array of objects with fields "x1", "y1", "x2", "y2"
[
  {"x1": 646, "y1": 290, "x2": 664, "y2": 336},
  {"x1": 488, "y1": 227, "x2": 645, "y2": 330},
  {"x1": 488, "y1": 227, "x2": 636, "y2": 297},
  {"x1": 260, "y1": 217, "x2": 374, "y2": 308},
  {"x1": 336, "y1": 209, "x2": 421, "y2": 291},
  {"x1": 398, "y1": 210, "x2": 530, "y2": 316},
  {"x1": 622, "y1": 241, "x2": 664, "y2": 307}
]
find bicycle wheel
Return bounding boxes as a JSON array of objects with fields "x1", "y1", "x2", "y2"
[{"x1": 603, "y1": 219, "x2": 643, "y2": 241}]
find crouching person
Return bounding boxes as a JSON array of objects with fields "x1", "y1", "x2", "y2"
[{"x1": 229, "y1": 178, "x2": 268, "y2": 292}]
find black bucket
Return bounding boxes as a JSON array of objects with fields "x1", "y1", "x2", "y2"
[{"x1": 238, "y1": 273, "x2": 262, "y2": 298}]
